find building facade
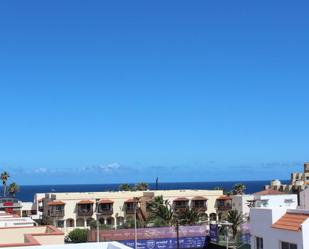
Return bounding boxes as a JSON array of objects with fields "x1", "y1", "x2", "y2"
[
  {"x1": 37, "y1": 189, "x2": 224, "y2": 233},
  {"x1": 250, "y1": 208, "x2": 309, "y2": 249}
]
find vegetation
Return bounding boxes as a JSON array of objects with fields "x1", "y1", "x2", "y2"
[
  {"x1": 117, "y1": 217, "x2": 143, "y2": 229},
  {"x1": 1, "y1": 171, "x2": 10, "y2": 197},
  {"x1": 119, "y1": 184, "x2": 132, "y2": 191},
  {"x1": 147, "y1": 196, "x2": 174, "y2": 227},
  {"x1": 176, "y1": 208, "x2": 201, "y2": 225},
  {"x1": 67, "y1": 229, "x2": 88, "y2": 243},
  {"x1": 226, "y1": 210, "x2": 244, "y2": 239},
  {"x1": 134, "y1": 182, "x2": 149, "y2": 191},
  {"x1": 147, "y1": 195, "x2": 206, "y2": 227},
  {"x1": 8, "y1": 182, "x2": 20, "y2": 197},
  {"x1": 119, "y1": 182, "x2": 149, "y2": 191},
  {"x1": 232, "y1": 183, "x2": 246, "y2": 195}
]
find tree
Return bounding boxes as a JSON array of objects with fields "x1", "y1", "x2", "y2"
[
  {"x1": 1, "y1": 171, "x2": 10, "y2": 197},
  {"x1": 176, "y1": 208, "x2": 200, "y2": 226},
  {"x1": 8, "y1": 182, "x2": 20, "y2": 197},
  {"x1": 147, "y1": 195, "x2": 174, "y2": 227},
  {"x1": 67, "y1": 229, "x2": 88, "y2": 243},
  {"x1": 233, "y1": 183, "x2": 246, "y2": 195},
  {"x1": 119, "y1": 184, "x2": 132, "y2": 191},
  {"x1": 226, "y1": 210, "x2": 244, "y2": 239},
  {"x1": 135, "y1": 182, "x2": 149, "y2": 191}
]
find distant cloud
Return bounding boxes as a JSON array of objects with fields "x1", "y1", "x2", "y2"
[
  {"x1": 34, "y1": 167, "x2": 48, "y2": 173},
  {"x1": 82, "y1": 162, "x2": 122, "y2": 173}
]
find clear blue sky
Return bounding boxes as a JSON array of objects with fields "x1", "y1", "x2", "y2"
[{"x1": 0, "y1": 1, "x2": 308, "y2": 185}]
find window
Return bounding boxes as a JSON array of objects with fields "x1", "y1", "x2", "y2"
[
  {"x1": 281, "y1": 242, "x2": 297, "y2": 249},
  {"x1": 57, "y1": 220, "x2": 64, "y2": 228},
  {"x1": 255, "y1": 237, "x2": 263, "y2": 249}
]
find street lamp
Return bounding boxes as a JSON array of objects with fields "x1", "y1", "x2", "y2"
[
  {"x1": 133, "y1": 197, "x2": 140, "y2": 249},
  {"x1": 219, "y1": 221, "x2": 233, "y2": 249}
]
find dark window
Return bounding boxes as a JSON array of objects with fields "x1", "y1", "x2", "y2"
[
  {"x1": 281, "y1": 242, "x2": 297, "y2": 249},
  {"x1": 256, "y1": 237, "x2": 263, "y2": 249}
]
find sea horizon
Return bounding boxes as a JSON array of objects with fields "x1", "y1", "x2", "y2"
[{"x1": 16, "y1": 179, "x2": 290, "y2": 202}]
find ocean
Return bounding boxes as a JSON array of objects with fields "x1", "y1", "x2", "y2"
[{"x1": 15, "y1": 180, "x2": 289, "y2": 202}]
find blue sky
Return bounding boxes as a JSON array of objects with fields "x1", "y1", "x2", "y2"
[{"x1": 0, "y1": 1, "x2": 308, "y2": 185}]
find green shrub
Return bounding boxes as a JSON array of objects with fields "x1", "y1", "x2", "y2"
[{"x1": 67, "y1": 229, "x2": 88, "y2": 243}]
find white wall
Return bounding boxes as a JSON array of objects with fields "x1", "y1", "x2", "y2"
[
  {"x1": 299, "y1": 188, "x2": 309, "y2": 209},
  {"x1": 254, "y1": 194, "x2": 298, "y2": 209},
  {"x1": 250, "y1": 208, "x2": 303, "y2": 249},
  {"x1": 232, "y1": 195, "x2": 254, "y2": 216}
]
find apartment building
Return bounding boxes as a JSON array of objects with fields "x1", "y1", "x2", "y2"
[
  {"x1": 264, "y1": 162, "x2": 309, "y2": 194},
  {"x1": 250, "y1": 208, "x2": 309, "y2": 249},
  {"x1": 37, "y1": 189, "x2": 224, "y2": 233}
]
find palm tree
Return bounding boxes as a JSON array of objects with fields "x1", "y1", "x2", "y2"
[
  {"x1": 232, "y1": 183, "x2": 246, "y2": 195},
  {"x1": 135, "y1": 182, "x2": 149, "y2": 191},
  {"x1": 119, "y1": 183, "x2": 132, "y2": 191},
  {"x1": 1, "y1": 171, "x2": 10, "y2": 197},
  {"x1": 8, "y1": 182, "x2": 20, "y2": 197},
  {"x1": 226, "y1": 210, "x2": 244, "y2": 239},
  {"x1": 147, "y1": 195, "x2": 174, "y2": 227},
  {"x1": 176, "y1": 208, "x2": 200, "y2": 225}
]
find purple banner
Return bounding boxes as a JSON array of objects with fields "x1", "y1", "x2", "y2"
[
  {"x1": 120, "y1": 236, "x2": 207, "y2": 249},
  {"x1": 209, "y1": 224, "x2": 218, "y2": 244}
]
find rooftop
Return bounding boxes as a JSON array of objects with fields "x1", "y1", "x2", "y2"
[
  {"x1": 254, "y1": 189, "x2": 286, "y2": 195},
  {"x1": 272, "y1": 212, "x2": 309, "y2": 231}
]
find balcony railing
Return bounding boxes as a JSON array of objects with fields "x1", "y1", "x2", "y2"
[
  {"x1": 48, "y1": 210, "x2": 65, "y2": 217},
  {"x1": 192, "y1": 206, "x2": 207, "y2": 212},
  {"x1": 97, "y1": 208, "x2": 113, "y2": 215},
  {"x1": 78, "y1": 208, "x2": 93, "y2": 216},
  {"x1": 217, "y1": 205, "x2": 232, "y2": 211},
  {"x1": 125, "y1": 207, "x2": 135, "y2": 214}
]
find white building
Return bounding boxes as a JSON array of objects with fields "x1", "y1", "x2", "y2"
[
  {"x1": 250, "y1": 208, "x2": 309, "y2": 249},
  {"x1": 0, "y1": 211, "x2": 36, "y2": 227},
  {"x1": 253, "y1": 189, "x2": 298, "y2": 209},
  {"x1": 231, "y1": 190, "x2": 297, "y2": 217}
]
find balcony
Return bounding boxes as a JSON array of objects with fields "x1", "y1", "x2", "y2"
[
  {"x1": 191, "y1": 197, "x2": 208, "y2": 212},
  {"x1": 48, "y1": 209, "x2": 65, "y2": 217},
  {"x1": 173, "y1": 198, "x2": 189, "y2": 212},
  {"x1": 97, "y1": 199, "x2": 114, "y2": 215},
  {"x1": 97, "y1": 207, "x2": 113, "y2": 215},
  {"x1": 77, "y1": 200, "x2": 94, "y2": 216},
  {"x1": 124, "y1": 199, "x2": 138, "y2": 214}
]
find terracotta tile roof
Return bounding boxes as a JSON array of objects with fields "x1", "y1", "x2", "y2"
[
  {"x1": 254, "y1": 189, "x2": 286, "y2": 195},
  {"x1": 192, "y1": 196, "x2": 208, "y2": 201},
  {"x1": 272, "y1": 213, "x2": 309, "y2": 231},
  {"x1": 125, "y1": 198, "x2": 138, "y2": 203},
  {"x1": 217, "y1": 196, "x2": 232, "y2": 201},
  {"x1": 98, "y1": 198, "x2": 114, "y2": 204},
  {"x1": 77, "y1": 200, "x2": 94, "y2": 204},
  {"x1": 174, "y1": 197, "x2": 190, "y2": 202},
  {"x1": 47, "y1": 201, "x2": 65, "y2": 206}
]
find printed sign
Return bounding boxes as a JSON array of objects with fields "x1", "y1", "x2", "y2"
[
  {"x1": 121, "y1": 236, "x2": 207, "y2": 249},
  {"x1": 209, "y1": 224, "x2": 218, "y2": 243}
]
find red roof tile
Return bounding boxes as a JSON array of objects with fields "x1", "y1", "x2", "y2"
[
  {"x1": 47, "y1": 201, "x2": 65, "y2": 206},
  {"x1": 217, "y1": 196, "x2": 232, "y2": 201},
  {"x1": 174, "y1": 197, "x2": 190, "y2": 202},
  {"x1": 98, "y1": 199, "x2": 114, "y2": 204},
  {"x1": 77, "y1": 200, "x2": 94, "y2": 204},
  {"x1": 254, "y1": 189, "x2": 286, "y2": 195},
  {"x1": 192, "y1": 196, "x2": 208, "y2": 201},
  {"x1": 272, "y1": 213, "x2": 309, "y2": 231}
]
